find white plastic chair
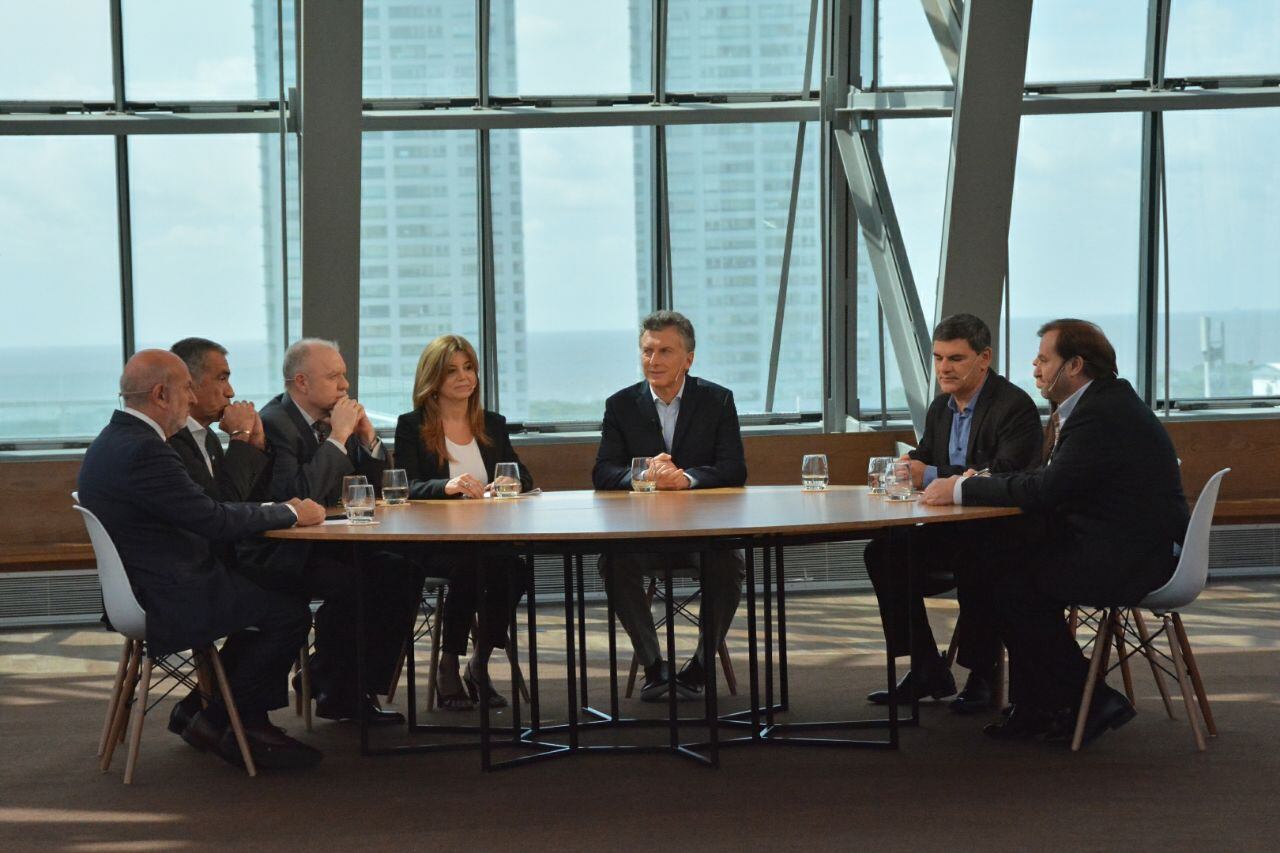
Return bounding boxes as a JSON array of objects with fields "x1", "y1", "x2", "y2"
[
  {"x1": 75, "y1": 503, "x2": 257, "y2": 782},
  {"x1": 1068, "y1": 468, "x2": 1229, "y2": 752}
]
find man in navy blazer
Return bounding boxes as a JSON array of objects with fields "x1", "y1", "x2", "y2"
[
  {"x1": 593, "y1": 311, "x2": 747, "y2": 701},
  {"x1": 78, "y1": 350, "x2": 325, "y2": 769},
  {"x1": 247, "y1": 338, "x2": 422, "y2": 725},
  {"x1": 923, "y1": 320, "x2": 1189, "y2": 747}
]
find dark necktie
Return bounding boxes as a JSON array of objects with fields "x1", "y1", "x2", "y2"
[
  {"x1": 203, "y1": 429, "x2": 223, "y2": 470},
  {"x1": 314, "y1": 420, "x2": 332, "y2": 446},
  {"x1": 1042, "y1": 409, "x2": 1062, "y2": 465}
]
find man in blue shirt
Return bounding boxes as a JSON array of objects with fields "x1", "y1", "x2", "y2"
[{"x1": 865, "y1": 314, "x2": 1041, "y2": 712}]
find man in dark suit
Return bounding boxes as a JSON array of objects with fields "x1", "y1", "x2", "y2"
[
  {"x1": 593, "y1": 311, "x2": 748, "y2": 701},
  {"x1": 249, "y1": 338, "x2": 421, "y2": 725},
  {"x1": 78, "y1": 349, "x2": 326, "y2": 769},
  {"x1": 923, "y1": 319, "x2": 1189, "y2": 747},
  {"x1": 864, "y1": 314, "x2": 1041, "y2": 712}
]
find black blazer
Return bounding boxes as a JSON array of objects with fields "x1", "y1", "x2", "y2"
[
  {"x1": 909, "y1": 371, "x2": 1042, "y2": 476},
  {"x1": 962, "y1": 377, "x2": 1189, "y2": 605},
  {"x1": 169, "y1": 425, "x2": 270, "y2": 503},
  {"x1": 592, "y1": 376, "x2": 747, "y2": 491},
  {"x1": 394, "y1": 409, "x2": 534, "y2": 499},
  {"x1": 78, "y1": 411, "x2": 296, "y2": 657}
]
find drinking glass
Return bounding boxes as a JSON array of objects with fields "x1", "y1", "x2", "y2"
[
  {"x1": 630, "y1": 456, "x2": 656, "y2": 493},
  {"x1": 381, "y1": 469, "x2": 409, "y2": 505},
  {"x1": 344, "y1": 483, "x2": 376, "y2": 523},
  {"x1": 340, "y1": 475, "x2": 368, "y2": 507},
  {"x1": 801, "y1": 454, "x2": 829, "y2": 491},
  {"x1": 493, "y1": 462, "x2": 521, "y2": 499},
  {"x1": 886, "y1": 460, "x2": 915, "y2": 501},
  {"x1": 867, "y1": 456, "x2": 892, "y2": 494}
]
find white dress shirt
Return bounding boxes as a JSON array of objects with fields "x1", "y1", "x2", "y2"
[
  {"x1": 650, "y1": 379, "x2": 696, "y2": 487},
  {"x1": 185, "y1": 416, "x2": 215, "y2": 476},
  {"x1": 122, "y1": 407, "x2": 167, "y2": 442}
]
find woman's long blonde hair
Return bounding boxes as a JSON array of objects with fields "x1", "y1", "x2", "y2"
[{"x1": 411, "y1": 334, "x2": 491, "y2": 462}]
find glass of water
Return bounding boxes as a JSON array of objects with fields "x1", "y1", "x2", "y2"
[
  {"x1": 493, "y1": 462, "x2": 521, "y2": 499},
  {"x1": 630, "y1": 456, "x2": 656, "y2": 493},
  {"x1": 867, "y1": 456, "x2": 892, "y2": 494},
  {"x1": 801, "y1": 454, "x2": 829, "y2": 490},
  {"x1": 340, "y1": 475, "x2": 368, "y2": 507},
  {"x1": 886, "y1": 460, "x2": 915, "y2": 501},
  {"x1": 344, "y1": 483, "x2": 376, "y2": 523},
  {"x1": 382, "y1": 469, "x2": 409, "y2": 505}
]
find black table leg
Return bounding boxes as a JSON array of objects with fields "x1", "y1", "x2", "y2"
[
  {"x1": 764, "y1": 545, "x2": 775, "y2": 732},
  {"x1": 777, "y1": 545, "x2": 789, "y2": 712},
  {"x1": 477, "y1": 553, "x2": 490, "y2": 771},
  {"x1": 562, "y1": 555, "x2": 579, "y2": 752},
  {"x1": 354, "y1": 542, "x2": 370, "y2": 757},
  {"x1": 701, "y1": 552, "x2": 719, "y2": 768},
  {"x1": 666, "y1": 567, "x2": 678, "y2": 752},
  {"x1": 525, "y1": 554, "x2": 541, "y2": 735},
  {"x1": 746, "y1": 546, "x2": 760, "y2": 739},
  {"x1": 606, "y1": 562, "x2": 620, "y2": 722},
  {"x1": 576, "y1": 555, "x2": 589, "y2": 712}
]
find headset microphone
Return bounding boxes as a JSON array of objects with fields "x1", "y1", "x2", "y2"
[{"x1": 1043, "y1": 361, "x2": 1067, "y2": 397}]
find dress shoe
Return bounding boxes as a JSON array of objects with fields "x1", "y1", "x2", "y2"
[
  {"x1": 216, "y1": 723, "x2": 322, "y2": 771},
  {"x1": 314, "y1": 691, "x2": 405, "y2": 726},
  {"x1": 639, "y1": 659, "x2": 672, "y2": 702},
  {"x1": 983, "y1": 704, "x2": 1054, "y2": 740},
  {"x1": 866, "y1": 666, "x2": 957, "y2": 706},
  {"x1": 674, "y1": 657, "x2": 706, "y2": 699},
  {"x1": 949, "y1": 670, "x2": 994, "y2": 715},
  {"x1": 168, "y1": 691, "x2": 202, "y2": 739},
  {"x1": 1043, "y1": 685, "x2": 1136, "y2": 748},
  {"x1": 180, "y1": 709, "x2": 227, "y2": 753}
]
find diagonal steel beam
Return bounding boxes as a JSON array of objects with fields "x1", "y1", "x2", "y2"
[
  {"x1": 921, "y1": 0, "x2": 964, "y2": 84},
  {"x1": 835, "y1": 127, "x2": 931, "y2": 435}
]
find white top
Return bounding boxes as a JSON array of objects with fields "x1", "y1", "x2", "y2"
[
  {"x1": 446, "y1": 437, "x2": 488, "y2": 484},
  {"x1": 185, "y1": 416, "x2": 214, "y2": 476}
]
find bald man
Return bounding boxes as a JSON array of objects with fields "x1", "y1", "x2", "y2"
[{"x1": 78, "y1": 350, "x2": 327, "y2": 770}]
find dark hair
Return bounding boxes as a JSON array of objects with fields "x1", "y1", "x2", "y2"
[
  {"x1": 1037, "y1": 319, "x2": 1118, "y2": 380},
  {"x1": 932, "y1": 313, "x2": 991, "y2": 355},
  {"x1": 640, "y1": 310, "x2": 696, "y2": 352},
  {"x1": 170, "y1": 337, "x2": 227, "y2": 380}
]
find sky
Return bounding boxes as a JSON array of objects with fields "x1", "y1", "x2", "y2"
[{"x1": 2, "y1": 0, "x2": 1278, "y2": 353}]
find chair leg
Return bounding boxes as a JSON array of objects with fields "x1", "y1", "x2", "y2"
[
  {"x1": 1067, "y1": 605, "x2": 1079, "y2": 639},
  {"x1": 98, "y1": 638, "x2": 132, "y2": 758},
  {"x1": 1111, "y1": 611, "x2": 1136, "y2": 705},
  {"x1": 386, "y1": 639, "x2": 408, "y2": 705},
  {"x1": 944, "y1": 613, "x2": 962, "y2": 669},
  {"x1": 101, "y1": 640, "x2": 141, "y2": 772},
  {"x1": 122, "y1": 657, "x2": 153, "y2": 785},
  {"x1": 624, "y1": 578, "x2": 659, "y2": 698},
  {"x1": 425, "y1": 587, "x2": 445, "y2": 711},
  {"x1": 1071, "y1": 607, "x2": 1114, "y2": 752},
  {"x1": 299, "y1": 643, "x2": 312, "y2": 732},
  {"x1": 717, "y1": 641, "x2": 738, "y2": 696},
  {"x1": 1171, "y1": 612, "x2": 1217, "y2": 737},
  {"x1": 506, "y1": 643, "x2": 532, "y2": 704},
  {"x1": 205, "y1": 646, "x2": 257, "y2": 777},
  {"x1": 1132, "y1": 608, "x2": 1176, "y2": 719},
  {"x1": 1164, "y1": 615, "x2": 1206, "y2": 751},
  {"x1": 994, "y1": 645, "x2": 1009, "y2": 710}
]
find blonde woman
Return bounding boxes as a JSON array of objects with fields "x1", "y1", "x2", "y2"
[{"x1": 394, "y1": 335, "x2": 533, "y2": 710}]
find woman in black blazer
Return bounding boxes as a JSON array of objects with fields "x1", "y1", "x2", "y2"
[{"x1": 394, "y1": 334, "x2": 533, "y2": 710}]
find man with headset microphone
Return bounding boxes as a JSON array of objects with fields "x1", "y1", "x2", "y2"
[{"x1": 864, "y1": 313, "x2": 1041, "y2": 713}]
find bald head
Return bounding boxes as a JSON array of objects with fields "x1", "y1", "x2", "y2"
[
  {"x1": 283, "y1": 337, "x2": 350, "y2": 420},
  {"x1": 119, "y1": 349, "x2": 195, "y2": 437}
]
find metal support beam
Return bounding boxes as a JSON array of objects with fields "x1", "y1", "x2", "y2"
[
  {"x1": 835, "y1": 127, "x2": 931, "y2": 435},
  {"x1": 934, "y1": 0, "x2": 1033, "y2": 365},
  {"x1": 298, "y1": 0, "x2": 362, "y2": 390},
  {"x1": 651, "y1": 1, "x2": 671, "y2": 312},
  {"x1": 822, "y1": 0, "x2": 856, "y2": 430},
  {"x1": 1137, "y1": 0, "x2": 1171, "y2": 403},
  {"x1": 921, "y1": 0, "x2": 964, "y2": 84},
  {"x1": 477, "y1": 0, "x2": 500, "y2": 411},
  {"x1": 109, "y1": 0, "x2": 135, "y2": 362}
]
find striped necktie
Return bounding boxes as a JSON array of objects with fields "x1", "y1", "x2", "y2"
[{"x1": 1042, "y1": 410, "x2": 1062, "y2": 465}]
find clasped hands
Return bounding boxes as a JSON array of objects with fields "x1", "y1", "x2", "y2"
[
  {"x1": 218, "y1": 401, "x2": 266, "y2": 450},
  {"x1": 647, "y1": 453, "x2": 690, "y2": 490},
  {"x1": 321, "y1": 397, "x2": 378, "y2": 448}
]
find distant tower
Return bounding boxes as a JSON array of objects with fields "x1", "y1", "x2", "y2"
[{"x1": 1200, "y1": 316, "x2": 1225, "y2": 397}]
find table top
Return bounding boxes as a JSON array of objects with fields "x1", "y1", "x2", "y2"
[{"x1": 263, "y1": 486, "x2": 1019, "y2": 544}]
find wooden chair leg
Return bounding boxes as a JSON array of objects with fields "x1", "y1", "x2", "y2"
[
  {"x1": 299, "y1": 644, "x2": 312, "y2": 732},
  {"x1": 101, "y1": 641, "x2": 141, "y2": 772},
  {"x1": 122, "y1": 657, "x2": 153, "y2": 785},
  {"x1": 1171, "y1": 612, "x2": 1217, "y2": 737},
  {"x1": 1111, "y1": 612, "x2": 1136, "y2": 705},
  {"x1": 944, "y1": 613, "x2": 962, "y2": 669},
  {"x1": 1132, "y1": 608, "x2": 1176, "y2": 719},
  {"x1": 1071, "y1": 607, "x2": 1114, "y2": 752},
  {"x1": 1067, "y1": 605, "x2": 1080, "y2": 639},
  {"x1": 206, "y1": 647, "x2": 257, "y2": 777},
  {"x1": 425, "y1": 587, "x2": 444, "y2": 711},
  {"x1": 1164, "y1": 615, "x2": 1206, "y2": 751},
  {"x1": 386, "y1": 639, "x2": 408, "y2": 705},
  {"x1": 98, "y1": 638, "x2": 132, "y2": 758},
  {"x1": 717, "y1": 641, "x2": 738, "y2": 696}
]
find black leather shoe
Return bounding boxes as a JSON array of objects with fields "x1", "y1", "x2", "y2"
[
  {"x1": 949, "y1": 671, "x2": 994, "y2": 715},
  {"x1": 639, "y1": 659, "x2": 671, "y2": 702},
  {"x1": 314, "y1": 691, "x2": 405, "y2": 726},
  {"x1": 216, "y1": 723, "x2": 322, "y2": 771},
  {"x1": 983, "y1": 704, "x2": 1054, "y2": 739},
  {"x1": 866, "y1": 667, "x2": 957, "y2": 705},
  {"x1": 674, "y1": 657, "x2": 706, "y2": 699},
  {"x1": 180, "y1": 709, "x2": 227, "y2": 753},
  {"x1": 168, "y1": 691, "x2": 202, "y2": 739},
  {"x1": 1043, "y1": 685, "x2": 1136, "y2": 748}
]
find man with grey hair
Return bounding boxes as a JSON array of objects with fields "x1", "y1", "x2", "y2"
[
  {"x1": 593, "y1": 310, "x2": 748, "y2": 702},
  {"x1": 250, "y1": 338, "x2": 422, "y2": 725}
]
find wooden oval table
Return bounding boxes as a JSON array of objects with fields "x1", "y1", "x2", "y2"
[{"x1": 266, "y1": 486, "x2": 1020, "y2": 769}]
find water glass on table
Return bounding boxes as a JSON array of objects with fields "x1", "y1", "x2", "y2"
[
  {"x1": 867, "y1": 456, "x2": 892, "y2": 494},
  {"x1": 885, "y1": 460, "x2": 915, "y2": 501},
  {"x1": 493, "y1": 462, "x2": 521, "y2": 499},
  {"x1": 344, "y1": 483, "x2": 376, "y2": 523},
  {"x1": 801, "y1": 454, "x2": 829, "y2": 491},
  {"x1": 382, "y1": 469, "x2": 409, "y2": 505},
  {"x1": 630, "y1": 456, "x2": 656, "y2": 493},
  {"x1": 340, "y1": 475, "x2": 368, "y2": 507}
]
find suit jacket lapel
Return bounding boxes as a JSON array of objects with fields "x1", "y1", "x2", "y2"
[
  {"x1": 671, "y1": 377, "x2": 701, "y2": 457},
  {"x1": 964, "y1": 372, "x2": 998, "y2": 460},
  {"x1": 282, "y1": 394, "x2": 320, "y2": 455},
  {"x1": 172, "y1": 427, "x2": 214, "y2": 490}
]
